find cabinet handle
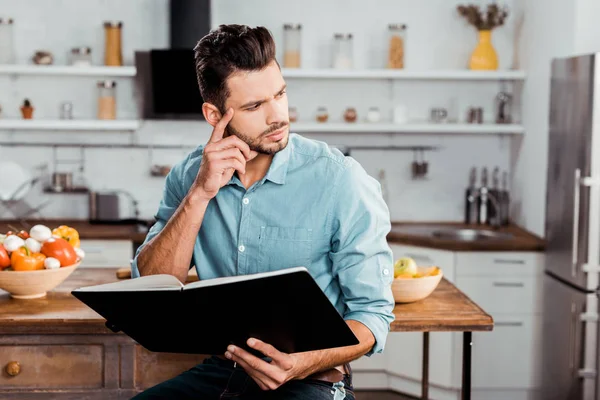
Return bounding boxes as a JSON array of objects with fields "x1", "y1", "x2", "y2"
[
  {"x1": 493, "y1": 282, "x2": 525, "y2": 288},
  {"x1": 495, "y1": 321, "x2": 524, "y2": 327},
  {"x1": 493, "y1": 258, "x2": 525, "y2": 265},
  {"x1": 5, "y1": 361, "x2": 20, "y2": 376},
  {"x1": 405, "y1": 253, "x2": 433, "y2": 264}
]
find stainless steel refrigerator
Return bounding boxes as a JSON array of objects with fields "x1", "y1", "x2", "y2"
[{"x1": 542, "y1": 53, "x2": 600, "y2": 400}]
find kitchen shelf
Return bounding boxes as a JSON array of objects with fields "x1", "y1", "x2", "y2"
[
  {"x1": 0, "y1": 65, "x2": 136, "y2": 77},
  {"x1": 0, "y1": 119, "x2": 140, "y2": 131},
  {"x1": 43, "y1": 186, "x2": 90, "y2": 194},
  {"x1": 292, "y1": 123, "x2": 524, "y2": 135},
  {"x1": 281, "y1": 68, "x2": 526, "y2": 81}
]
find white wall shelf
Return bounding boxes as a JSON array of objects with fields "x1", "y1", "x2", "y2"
[
  {"x1": 0, "y1": 119, "x2": 140, "y2": 131},
  {"x1": 292, "y1": 123, "x2": 524, "y2": 135},
  {"x1": 0, "y1": 65, "x2": 136, "y2": 77},
  {"x1": 281, "y1": 68, "x2": 526, "y2": 81}
]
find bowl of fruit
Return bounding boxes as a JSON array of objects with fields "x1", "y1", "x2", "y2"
[
  {"x1": 391, "y1": 256, "x2": 443, "y2": 303},
  {"x1": 0, "y1": 224, "x2": 86, "y2": 299}
]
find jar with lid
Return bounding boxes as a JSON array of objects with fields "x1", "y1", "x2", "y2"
[
  {"x1": 332, "y1": 33, "x2": 353, "y2": 69},
  {"x1": 104, "y1": 21, "x2": 123, "y2": 66},
  {"x1": 387, "y1": 24, "x2": 406, "y2": 69},
  {"x1": 289, "y1": 106, "x2": 298, "y2": 122},
  {"x1": 344, "y1": 107, "x2": 357, "y2": 123},
  {"x1": 70, "y1": 47, "x2": 92, "y2": 67},
  {"x1": 97, "y1": 80, "x2": 117, "y2": 120},
  {"x1": 366, "y1": 107, "x2": 381, "y2": 123},
  {"x1": 0, "y1": 18, "x2": 16, "y2": 64},
  {"x1": 283, "y1": 24, "x2": 301, "y2": 68},
  {"x1": 316, "y1": 106, "x2": 329, "y2": 123}
]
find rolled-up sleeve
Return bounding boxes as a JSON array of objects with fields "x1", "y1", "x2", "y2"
[
  {"x1": 328, "y1": 158, "x2": 395, "y2": 356},
  {"x1": 130, "y1": 160, "x2": 187, "y2": 278}
]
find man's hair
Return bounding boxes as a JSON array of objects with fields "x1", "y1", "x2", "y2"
[{"x1": 194, "y1": 24, "x2": 277, "y2": 114}]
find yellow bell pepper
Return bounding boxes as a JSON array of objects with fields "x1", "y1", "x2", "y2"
[{"x1": 52, "y1": 225, "x2": 80, "y2": 248}]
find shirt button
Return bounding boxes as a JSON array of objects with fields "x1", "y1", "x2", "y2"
[
  {"x1": 238, "y1": 245, "x2": 245, "y2": 253},
  {"x1": 382, "y1": 269, "x2": 390, "y2": 276},
  {"x1": 243, "y1": 198, "x2": 249, "y2": 205}
]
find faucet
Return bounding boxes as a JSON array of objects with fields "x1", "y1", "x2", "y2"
[{"x1": 467, "y1": 187, "x2": 501, "y2": 228}]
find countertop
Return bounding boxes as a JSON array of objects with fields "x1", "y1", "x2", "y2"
[
  {"x1": 0, "y1": 268, "x2": 492, "y2": 335},
  {"x1": 388, "y1": 221, "x2": 545, "y2": 252},
  {"x1": 0, "y1": 219, "x2": 545, "y2": 252}
]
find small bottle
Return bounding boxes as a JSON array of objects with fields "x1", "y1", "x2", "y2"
[
  {"x1": 97, "y1": 80, "x2": 117, "y2": 120},
  {"x1": 366, "y1": 107, "x2": 381, "y2": 123},
  {"x1": 316, "y1": 106, "x2": 328, "y2": 123},
  {"x1": 477, "y1": 167, "x2": 489, "y2": 225},
  {"x1": 343, "y1": 107, "x2": 357, "y2": 123},
  {"x1": 488, "y1": 167, "x2": 500, "y2": 226},
  {"x1": 465, "y1": 167, "x2": 478, "y2": 224}
]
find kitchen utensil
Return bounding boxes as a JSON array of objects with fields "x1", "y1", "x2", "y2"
[
  {"x1": 430, "y1": 108, "x2": 447, "y2": 123},
  {"x1": 89, "y1": 190, "x2": 140, "y2": 222},
  {"x1": 495, "y1": 92, "x2": 513, "y2": 124},
  {"x1": 51, "y1": 172, "x2": 73, "y2": 192},
  {"x1": 467, "y1": 107, "x2": 483, "y2": 123}
]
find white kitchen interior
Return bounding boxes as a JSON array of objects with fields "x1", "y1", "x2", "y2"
[{"x1": 0, "y1": 0, "x2": 599, "y2": 399}]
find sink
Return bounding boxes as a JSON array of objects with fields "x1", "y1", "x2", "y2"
[{"x1": 390, "y1": 225, "x2": 514, "y2": 241}]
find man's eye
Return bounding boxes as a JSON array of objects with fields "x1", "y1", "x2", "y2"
[
  {"x1": 247, "y1": 104, "x2": 260, "y2": 111},
  {"x1": 277, "y1": 90, "x2": 286, "y2": 97}
]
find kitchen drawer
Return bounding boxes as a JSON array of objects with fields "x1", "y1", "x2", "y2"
[
  {"x1": 456, "y1": 276, "x2": 542, "y2": 315},
  {"x1": 134, "y1": 346, "x2": 208, "y2": 389},
  {"x1": 389, "y1": 244, "x2": 456, "y2": 282},
  {"x1": 79, "y1": 239, "x2": 133, "y2": 268},
  {"x1": 453, "y1": 316, "x2": 543, "y2": 389},
  {"x1": 0, "y1": 344, "x2": 103, "y2": 388},
  {"x1": 455, "y1": 252, "x2": 544, "y2": 277}
]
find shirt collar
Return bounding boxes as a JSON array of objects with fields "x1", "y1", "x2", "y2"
[{"x1": 225, "y1": 136, "x2": 293, "y2": 186}]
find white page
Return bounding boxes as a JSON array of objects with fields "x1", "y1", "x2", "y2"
[
  {"x1": 75, "y1": 274, "x2": 184, "y2": 292},
  {"x1": 183, "y1": 266, "x2": 308, "y2": 290}
]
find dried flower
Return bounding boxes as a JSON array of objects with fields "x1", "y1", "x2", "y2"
[{"x1": 457, "y1": 4, "x2": 509, "y2": 30}]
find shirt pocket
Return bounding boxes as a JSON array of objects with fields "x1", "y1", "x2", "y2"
[{"x1": 258, "y1": 226, "x2": 313, "y2": 271}]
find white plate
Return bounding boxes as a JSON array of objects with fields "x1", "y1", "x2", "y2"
[{"x1": 0, "y1": 161, "x2": 33, "y2": 201}]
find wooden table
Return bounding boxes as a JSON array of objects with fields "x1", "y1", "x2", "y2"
[{"x1": 391, "y1": 278, "x2": 494, "y2": 400}]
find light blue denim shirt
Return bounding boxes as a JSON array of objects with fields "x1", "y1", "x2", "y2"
[{"x1": 131, "y1": 133, "x2": 395, "y2": 356}]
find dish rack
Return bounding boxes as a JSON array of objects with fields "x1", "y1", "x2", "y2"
[{"x1": 0, "y1": 175, "x2": 51, "y2": 227}]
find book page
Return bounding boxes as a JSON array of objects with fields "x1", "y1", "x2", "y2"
[
  {"x1": 183, "y1": 266, "x2": 308, "y2": 290},
  {"x1": 74, "y1": 274, "x2": 184, "y2": 292}
]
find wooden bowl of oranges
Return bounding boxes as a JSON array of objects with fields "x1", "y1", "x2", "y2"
[
  {"x1": 391, "y1": 257, "x2": 443, "y2": 303},
  {"x1": 0, "y1": 225, "x2": 85, "y2": 299}
]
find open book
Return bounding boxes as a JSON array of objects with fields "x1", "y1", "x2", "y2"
[{"x1": 72, "y1": 266, "x2": 359, "y2": 356}]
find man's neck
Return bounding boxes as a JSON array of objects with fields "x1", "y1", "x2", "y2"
[{"x1": 237, "y1": 153, "x2": 273, "y2": 189}]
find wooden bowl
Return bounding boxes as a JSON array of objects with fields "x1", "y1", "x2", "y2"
[
  {"x1": 391, "y1": 266, "x2": 443, "y2": 303},
  {"x1": 0, "y1": 261, "x2": 81, "y2": 299}
]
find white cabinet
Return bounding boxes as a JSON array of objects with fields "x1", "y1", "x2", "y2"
[{"x1": 79, "y1": 239, "x2": 133, "y2": 268}]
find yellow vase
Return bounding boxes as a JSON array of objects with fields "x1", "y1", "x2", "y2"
[{"x1": 469, "y1": 30, "x2": 498, "y2": 70}]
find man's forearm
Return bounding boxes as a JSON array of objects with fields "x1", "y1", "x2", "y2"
[
  {"x1": 293, "y1": 319, "x2": 376, "y2": 379},
  {"x1": 137, "y1": 191, "x2": 209, "y2": 283}
]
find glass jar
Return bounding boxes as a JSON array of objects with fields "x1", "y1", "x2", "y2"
[
  {"x1": 387, "y1": 24, "x2": 406, "y2": 69},
  {"x1": 343, "y1": 107, "x2": 357, "y2": 123},
  {"x1": 332, "y1": 33, "x2": 353, "y2": 69},
  {"x1": 283, "y1": 24, "x2": 301, "y2": 68},
  {"x1": 316, "y1": 106, "x2": 329, "y2": 123},
  {"x1": 289, "y1": 106, "x2": 298, "y2": 122},
  {"x1": 104, "y1": 21, "x2": 123, "y2": 66},
  {"x1": 60, "y1": 102, "x2": 73, "y2": 119},
  {"x1": 97, "y1": 80, "x2": 117, "y2": 120},
  {"x1": 0, "y1": 18, "x2": 16, "y2": 64},
  {"x1": 366, "y1": 107, "x2": 381, "y2": 123},
  {"x1": 70, "y1": 47, "x2": 92, "y2": 67}
]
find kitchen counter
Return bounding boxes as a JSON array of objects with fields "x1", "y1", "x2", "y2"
[
  {"x1": 0, "y1": 219, "x2": 546, "y2": 252},
  {"x1": 0, "y1": 219, "x2": 153, "y2": 243},
  {"x1": 387, "y1": 221, "x2": 545, "y2": 252}
]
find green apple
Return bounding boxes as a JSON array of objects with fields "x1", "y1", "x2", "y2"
[{"x1": 394, "y1": 257, "x2": 418, "y2": 278}]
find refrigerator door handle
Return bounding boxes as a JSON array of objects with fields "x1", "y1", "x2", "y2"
[
  {"x1": 569, "y1": 302, "x2": 577, "y2": 372},
  {"x1": 572, "y1": 168, "x2": 581, "y2": 277}
]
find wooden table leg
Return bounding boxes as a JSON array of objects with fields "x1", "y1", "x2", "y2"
[
  {"x1": 422, "y1": 331, "x2": 429, "y2": 400},
  {"x1": 461, "y1": 332, "x2": 472, "y2": 400}
]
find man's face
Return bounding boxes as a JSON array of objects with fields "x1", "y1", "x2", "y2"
[{"x1": 223, "y1": 60, "x2": 289, "y2": 155}]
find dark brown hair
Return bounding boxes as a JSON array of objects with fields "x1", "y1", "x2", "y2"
[{"x1": 194, "y1": 24, "x2": 278, "y2": 114}]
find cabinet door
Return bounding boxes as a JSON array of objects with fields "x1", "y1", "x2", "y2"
[
  {"x1": 79, "y1": 240, "x2": 133, "y2": 268},
  {"x1": 389, "y1": 244, "x2": 456, "y2": 282},
  {"x1": 453, "y1": 316, "x2": 543, "y2": 389}
]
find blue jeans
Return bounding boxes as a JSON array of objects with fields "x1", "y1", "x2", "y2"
[{"x1": 131, "y1": 355, "x2": 356, "y2": 399}]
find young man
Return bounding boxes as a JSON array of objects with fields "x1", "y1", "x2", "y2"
[{"x1": 131, "y1": 24, "x2": 395, "y2": 399}]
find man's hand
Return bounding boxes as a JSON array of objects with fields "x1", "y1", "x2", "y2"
[
  {"x1": 192, "y1": 108, "x2": 258, "y2": 202},
  {"x1": 224, "y1": 338, "x2": 307, "y2": 391}
]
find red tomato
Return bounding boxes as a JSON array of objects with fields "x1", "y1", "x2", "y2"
[
  {"x1": 0, "y1": 245, "x2": 10, "y2": 269},
  {"x1": 5, "y1": 231, "x2": 14, "y2": 236},
  {"x1": 17, "y1": 230, "x2": 30, "y2": 240},
  {"x1": 40, "y1": 237, "x2": 78, "y2": 267}
]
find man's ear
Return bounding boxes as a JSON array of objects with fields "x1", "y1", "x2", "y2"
[{"x1": 202, "y1": 103, "x2": 223, "y2": 127}]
